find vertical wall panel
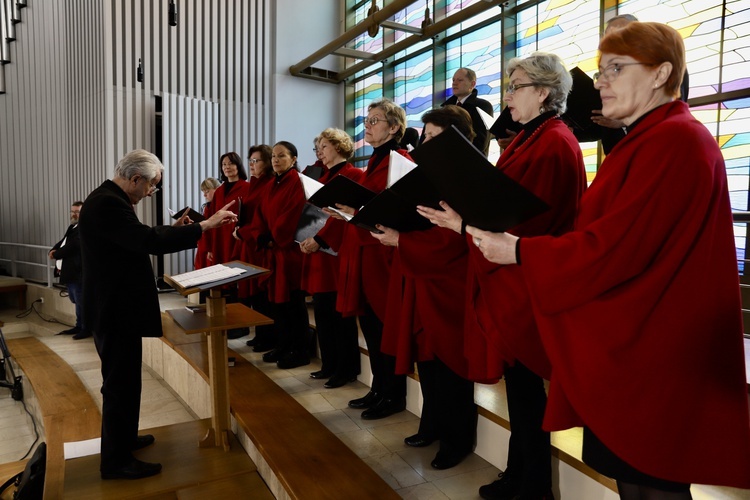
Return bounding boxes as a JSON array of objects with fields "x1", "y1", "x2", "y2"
[{"x1": 1, "y1": 0, "x2": 276, "y2": 281}]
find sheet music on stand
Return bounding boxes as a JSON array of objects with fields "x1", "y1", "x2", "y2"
[{"x1": 170, "y1": 264, "x2": 246, "y2": 288}]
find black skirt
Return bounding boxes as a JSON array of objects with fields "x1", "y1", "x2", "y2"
[{"x1": 582, "y1": 427, "x2": 690, "y2": 493}]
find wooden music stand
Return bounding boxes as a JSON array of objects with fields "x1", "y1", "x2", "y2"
[{"x1": 163, "y1": 261, "x2": 272, "y2": 451}]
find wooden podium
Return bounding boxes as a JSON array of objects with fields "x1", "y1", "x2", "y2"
[{"x1": 163, "y1": 261, "x2": 272, "y2": 450}]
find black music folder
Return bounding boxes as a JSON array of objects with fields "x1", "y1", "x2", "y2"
[
  {"x1": 562, "y1": 67, "x2": 604, "y2": 143},
  {"x1": 307, "y1": 175, "x2": 378, "y2": 211},
  {"x1": 410, "y1": 125, "x2": 549, "y2": 233},
  {"x1": 489, "y1": 106, "x2": 522, "y2": 139},
  {"x1": 171, "y1": 207, "x2": 205, "y2": 223},
  {"x1": 294, "y1": 204, "x2": 337, "y2": 256},
  {"x1": 349, "y1": 166, "x2": 441, "y2": 233}
]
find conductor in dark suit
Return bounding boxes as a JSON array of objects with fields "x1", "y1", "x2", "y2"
[
  {"x1": 442, "y1": 67, "x2": 494, "y2": 155},
  {"x1": 79, "y1": 149, "x2": 238, "y2": 480}
]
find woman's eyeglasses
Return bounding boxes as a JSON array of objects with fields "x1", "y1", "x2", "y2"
[
  {"x1": 593, "y1": 62, "x2": 651, "y2": 84},
  {"x1": 506, "y1": 82, "x2": 536, "y2": 95}
]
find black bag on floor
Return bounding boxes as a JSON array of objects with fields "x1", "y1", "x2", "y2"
[{"x1": 0, "y1": 442, "x2": 46, "y2": 500}]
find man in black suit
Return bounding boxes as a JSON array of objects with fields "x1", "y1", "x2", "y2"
[
  {"x1": 79, "y1": 149, "x2": 237, "y2": 480},
  {"x1": 49, "y1": 201, "x2": 90, "y2": 339},
  {"x1": 442, "y1": 67, "x2": 494, "y2": 155}
]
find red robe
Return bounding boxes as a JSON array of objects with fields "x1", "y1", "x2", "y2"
[
  {"x1": 205, "y1": 180, "x2": 251, "y2": 264},
  {"x1": 521, "y1": 101, "x2": 750, "y2": 487},
  {"x1": 234, "y1": 174, "x2": 274, "y2": 298},
  {"x1": 466, "y1": 117, "x2": 586, "y2": 381},
  {"x1": 336, "y1": 147, "x2": 413, "y2": 320},
  {"x1": 382, "y1": 227, "x2": 471, "y2": 379},
  {"x1": 246, "y1": 169, "x2": 306, "y2": 303},
  {"x1": 300, "y1": 163, "x2": 363, "y2": 294},
  {"x1": 194, "y1": 201, "x2": 214, "y2": 269}
]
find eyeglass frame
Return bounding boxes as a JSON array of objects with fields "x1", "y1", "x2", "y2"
[
  {"x1": 248, "y1": 158, "x2": 264, "y2": 164},
  {"x1": 364, "y1": 116, "x2": 390, "y2": 127},
  {"x1": 593, "y1": 62, "x2": 652, "y2": 84},
  {"x1": 505, "y1": 82, "x2": 536, "y2": 95}
]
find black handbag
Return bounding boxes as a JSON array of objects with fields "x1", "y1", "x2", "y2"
[{"x1": 0, "y1": 442, "x2": 46, "y2": 500}]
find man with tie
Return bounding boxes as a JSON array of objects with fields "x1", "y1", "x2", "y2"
[{"x1": 442, "y1": 67, "x2": 494, "y2": 155}]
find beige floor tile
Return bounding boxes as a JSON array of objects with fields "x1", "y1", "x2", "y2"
[
  {"x1": 396, "y1": 481, "x2": 451, "y2": 500},
  {"x1": 432, "y1": 466, "x2": 500, "y2": 499},
  {"x1": 363, "y1": 451, "x2": 427, "y2": 489},
  {"x1": 292, "y1": 392, "x2": 336, "y2": 413},
  {"x1": 369, "y1": 419, "x2": 421, "y2": 453},
  {"x1": 337, "y1": 428, "x2": 391, "y2": 459},
  {"x1": 312, "y1": 409, "x2": 361, "y2": 434}
]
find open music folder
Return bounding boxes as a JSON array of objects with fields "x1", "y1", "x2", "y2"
[
  {"x1": 294, "y1": 204, "x2": 338, "y2": 256},
  {"x1": 170, "y1": 207, "x2": 205, "y2": 223},
  {"x1": 410, "y1": 125, "x2": 549, "y2": 233}
]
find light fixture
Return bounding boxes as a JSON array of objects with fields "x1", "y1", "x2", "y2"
[
  {"x1": 137, "y1": 58, "x2": 144, "y2": 83},
  {"x1": 16, "y1": 1, "x2": 27, "y2": 9},
  {"x1": 0, "y1": 65, "x2": 5, "y2": 95},
  {"x1": 168, "y1": 0, "x2": 177, "y2": 27}
]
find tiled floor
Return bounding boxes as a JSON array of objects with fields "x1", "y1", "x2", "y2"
[{"x1": 0, "y1": 294, "x2": 500, "y2": 499}]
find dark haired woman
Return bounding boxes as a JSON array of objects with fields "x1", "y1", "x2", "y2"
[
  {"x1": 374, "y1": 105, "x2": 478, "y2": 470},
  {"x1": 233, "y1": 145, "x2": 276, "y2": 351},
  {"x1": 246, "y1": 141, "x2": 310, "y2": 369}
]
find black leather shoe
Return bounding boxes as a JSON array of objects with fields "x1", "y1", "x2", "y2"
[
  {"x1": 276, "y1": 351, "x2": 310, "y2": 369},
  {"x1": 479, "y1": 469, "x2": 520, "y2": 500},
  {"x1": 101, "y1": 459, "x2": 162, "y2": 480},
  {"x1": 131, "y1": 434, "x2": 155, "y2": 451},
  {"x1": 361, "y1": 397, "x2": 406, "y2": 420},
  {"x1": 431, "y1": 450, "x2": 468, "y2": 470},
  {"x1": 57, "y1": 326, "x2": 80, "y2": 335},
  {"x1": 348, "y1": 391, "x2": 380, "y2": 409},
  {"x1": 310, "y1": 369, "x2": 333, "y2": 379},
  {"x1": 253, "y1": 341, "x2": 276, "y2": 353},
  {"x1": 245, "y1": 337, "x2": 258, "y2": 347},
  {"x1": 72, "y1": 329, "x2": 92, "y2": 340},
  {"x1": 404, "y1": 433, "x2": 436, "y2": 447},
  {"x1": 324, "y1": 375, "x2": 356, "y2": 389},
  {"x1": 262, "y1": 348, "x2": 283, "y2": 363}
]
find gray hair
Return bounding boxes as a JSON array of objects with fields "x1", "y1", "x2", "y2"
[
  {"x1": 506, "y1": 52, "x2": 572, "y2": 115},
  {"x1": 114, "y1": 149, "x2": 163, "y2": 181}
]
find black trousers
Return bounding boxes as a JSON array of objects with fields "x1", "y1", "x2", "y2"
[
  {"x1": 94, "y1": 328, "x2": 142, "y2": 470},
  {"x1": 504, "y1": 361, "x2": 552, "y2": 493},
  {"x1": 273, "y1": 290, "x2": 310, "y2": 354},
  {"x1": 417, "y1": 357, "x2": 477, "y2": 456},
  {"x1": 243, "y1": 292, "x2": 275, "y2": 344},
  {"x1": 313, "y1": 291, "x2": 360, "y2": 377},
  {"x1": 358, "y1": 302, "x2": 406, "y2": 399}
]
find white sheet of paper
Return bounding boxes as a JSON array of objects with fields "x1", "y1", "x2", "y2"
[
  {"x1": 64, "y1": 438, "x2": 101, "y2": 459},
  {"x1": 168, "y1": 208, "x2": 177, "y2": 217},
  {"x1": 300, "y1": 174, "x2": 325, "y2": 199},
  {"x1": 476, "y1": 107, "x2": 495, "y2": 130},
  {"x1": 387, "y1": 151, "x2": 418, "y2": 188}
]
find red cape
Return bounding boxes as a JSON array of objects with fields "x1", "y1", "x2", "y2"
[
  {"x1": 234, "y1": 174, "x2": 274, "y2": 298},
  {"x1": 465, "y1": 117, "x2": 586, "y2": 381},
  {"x1": 205, "y1": 180, "x2": 251, "y2": 264},
  {"x1": 301, "y1": 163, "x2": 363, "y2": 294},
  {"x1": 522, "y1": 101, "x2": 750, "y2": 487},
  {"x1": 382, "y1": 227, "x2": 471, "y2": 378},
  {"x1": 336, "y1": 148, "x2": 412, "y2": 320},
  {"x1": 246, "y1": 169, "x2": 306, "y2": 303}
]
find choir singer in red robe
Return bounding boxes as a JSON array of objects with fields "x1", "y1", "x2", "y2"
[
  {"x1": 374, "y1": 105, "x2": 478, "y2": 470},
  {"x1": 419, "y1": 52, "x2": 586, "y2": 499},
  {"x1": 300, "y1": 128, "x2": 363, "y2": 388},
  {"x1": 233, "y1": 145, "x2": 276, "y2": 352},
  {"x1": 246, "y1": 141, "x2": 310, "y2": 369},
  {"x1": 465, "y1": 22, "x2": 750, "y2": 497},
  {"x1": 329, "y1": 99, "x2": 410, "y2": 420}
]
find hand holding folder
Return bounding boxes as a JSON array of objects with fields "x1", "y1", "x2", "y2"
[
  {"x1": 410, "y1": 125, "x2": 549, "y2": 233},
  {"x1": 169, "y1": 207, "x2": 205, "y2": 223}
]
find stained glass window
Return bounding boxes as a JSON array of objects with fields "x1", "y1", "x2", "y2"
[
  {"x1": 353, "y1": 72, "x2": 384, "y2": 163},
  {"x1": 345, "y1": 0, "x2": 750, "y2": 263},
  {"x1": 394, "y1": 50, "x2": 434, "y2": 135}
]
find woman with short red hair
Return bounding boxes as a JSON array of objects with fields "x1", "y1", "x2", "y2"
[{"x1": 463, "y1": 22, "x2": 750, "y2": 497}]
